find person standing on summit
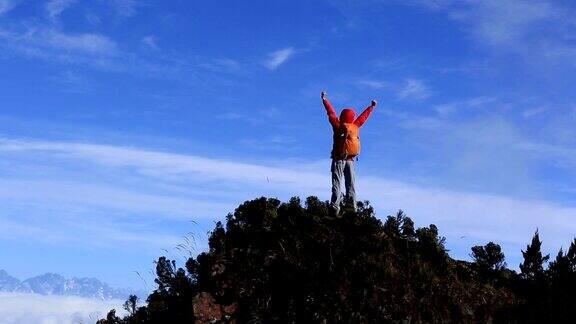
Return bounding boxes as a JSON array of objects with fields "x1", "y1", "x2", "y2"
[{"x1": 321, "y1": 91, "x2": 376, "y2": 215}]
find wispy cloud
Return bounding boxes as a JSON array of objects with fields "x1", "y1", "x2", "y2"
[
  {"x1": 0, "y1": 2, "x2": 250, "y2": 82},
  {"x1": 407, "y1": 0, "x2": 576, "y2": 67},
  {"x1": 330, "y1": 0, "x2": 576, "y2": 70},
  {"x1": 522, "y1": 106, "x2": 549, "y2": 119},
  {"x1": 0, "y1": 139, "x2": 326, "y2": 189},
  {"x1": 141, "y1": 35, "x2": 158, "y2": 50},
  {"x1": 0, "y1": 26, "x2": 118, "y2": 61},
  {"x1": 46, "y1": 0, "x2": 76, "y2": 20},
  {"x1": 0, "y1": 1, "x2": 160, "y2": 74},
  {"x1": 397, "y1": 78, "x2": 431, "y2": 100},
  {"x1": 199, "y1": 58, "x2": 242, "y2": 74},
  {"x1": 453, "y1": 0, "x2": 557, "y2": 47},
  {"x1": 0, "y1": 21, "x2": 241, "y2": 80},
  {"x1": 48, "y1": 70, "x2": 92, "y2": 93},
  {"x1": 434, "y1": 96, "x2": 496, "y2": 117},
  {"x1": 0, "y1": 292, "x2": 125, "y2": 324},
  {"x1": 0, "y1": 178, "x2": 230, "y2": 220},
  {"x1": 0, "y1": 0, "x2": 15, "y2": 15},
  {"x1": 356, "y1": 79, "x2": 390, "y2": 90},
  {"x1": 0, "y1": 212, "x2": 182, "y2": 250},
  {"x1": 264, "y1": 47, "x2": 295, "y2": 70},
  {"x1": 110, "y1": 0, "x2": 140, "y2": 18},
  {"x1": 2, "y1": 137, "x2": 576, "y2": 265},
  {"x1": 44, "y1": 29, "x2": 118, "y2": 55}
]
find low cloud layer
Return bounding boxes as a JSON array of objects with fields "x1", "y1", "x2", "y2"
[{"x1": 0, "y1": 292, "x2": 125, "y2": 324}]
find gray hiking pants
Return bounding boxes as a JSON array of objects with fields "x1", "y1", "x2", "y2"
[{"x1": 331, "y1": 159, "x2": 356, "y2": 213}]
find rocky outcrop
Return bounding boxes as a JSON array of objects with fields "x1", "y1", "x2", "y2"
[{"x1": 192, "y1": 292, "x2": 237, "y2": 324}]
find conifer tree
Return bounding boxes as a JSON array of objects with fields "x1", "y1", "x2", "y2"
[
  {"x1": 566, "y1": 238, "x2": 576, "y2": 270},
  {"x1": 401, "y1": 216, "x2": 416, "y2": 240},
  {"x1": 548, "y1": 249, "x2": 570, "y2": 279},
  {"x1": 520, "y1": 230, "x2": 549, "y2": 280}
]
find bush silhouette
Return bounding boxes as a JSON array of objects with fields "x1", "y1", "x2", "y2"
[{"x1": 98, "y1": 196, "x2": 576, "y2": 323}]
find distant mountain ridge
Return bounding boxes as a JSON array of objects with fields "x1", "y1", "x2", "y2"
[{"x1": 0, "y1": 269, "x2": 141, "y2": 300}]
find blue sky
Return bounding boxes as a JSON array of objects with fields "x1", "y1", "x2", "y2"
[{"x1": 2, "y1": 0, "x2": 576, "y2": 295}]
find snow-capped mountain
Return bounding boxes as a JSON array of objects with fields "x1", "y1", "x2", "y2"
[
  {"x1": 0, "y1": 270, "x2": 27, "y2": 292},
  {"x1": 0, "y1": 270, "x2": 141, "y2": 300}
]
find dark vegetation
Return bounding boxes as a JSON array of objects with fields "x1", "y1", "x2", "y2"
[{"x1": 99, "y1": 197, "x2": 576, "y2": 323}]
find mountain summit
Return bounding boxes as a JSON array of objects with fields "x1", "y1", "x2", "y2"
[
  {"x1": 99, "y1": 196, "x2": 576, "y2": 323},
  {"x1": 99, "y1": 196, "x2": 546, "y2": 323}
]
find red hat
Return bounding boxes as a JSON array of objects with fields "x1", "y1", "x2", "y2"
[{"x1": 340, "y1": 108, "x2": 356, "y2": 123}]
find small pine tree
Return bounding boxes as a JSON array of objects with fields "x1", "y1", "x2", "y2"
[
  {"x1": 520, "y1": 230, "x2": 550, "y2": 280},
  {"x1": 471, "y1": 241, "x2": 506, "y2": 278},
  {"x1": 383, "y1": 211, "x2": 402, "y2": 237},
  {"x1": 97, "y1": 309, "x2": 121, "y2": 324},
  {"x1": 123, "y1": 295, "x2": 138, "y2": 316},
  {"x1": 401, "y1": 216, "x2": 416, "y2": 240},
  {"x1": 566, "y1": 238, "x2": 576, "y2": 271},
  {"x1": 548, "y1": 249, "x2": 570, "y2": 278}
]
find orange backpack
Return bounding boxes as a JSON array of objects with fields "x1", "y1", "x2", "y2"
[{"x1": 336, "y1": 123, "x2": 361, "y2": 158}]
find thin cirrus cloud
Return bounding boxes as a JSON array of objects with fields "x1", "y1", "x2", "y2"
[
  {"x1": 433, "y1": 96, "x2": 496, "y2": 117},
  {"x1": 0, "y1": 178, "x2": 231, "y2": 220},
  {"x1": 264, "y1": 47, "x2": 296, "y2": 70},
  {"x1": 0, "y1": 1, "x2": 134, "y2": 71},
  {"x1": 0, "y1": 139, "x2": 327, "y2": 189},
  {"x1": 451, "y1": 0, "x2": 558, "y2": 47},
  {"x1": 0, "y1": 27, "x2": 118, "y2": 58},
  {"x1": 199, "y1": 58, "x2": 242, "y2": 74},
  {"x1": 2, "y1": 138, "x2": 576, "y2": 263},
  {"x1": 44, "y1": 29, "x2": 118, "y2": 55},
  {"x1": 46, "y1": 0, "x2": 76, "y2": 20},
  {"x1": 341, "y1": 0, "x2": 576, "y2": 68},
  {"x1": 402, "y1": 0, "x2": 558, "y2": 45},
  {"x1": 141, "y1": 35, "x2": 158, "y2": 50},
  {"x1": 396, "y1": 78, "x2": 431, "y2": 100},
  {"x1": 0, "y1": 211, "x2": 183, "y2": 250},
  {"x1": 49, "y1": 0, "x2": 139, "y2": 19},
  {"x1": 356, "y1": 80, "x2": 390, "y2": 90},
  {"x1": 0, "y1": 1, "x2": 238, "y2": 80},
  {"x1": 407, "y1": 0, "x2": 576, "y2": 64},
  {"x1": 0, "y1": 0, "x2": 15, "y2": 15},
  {"x1": 110, "y1": 0, "x2": 140, "y2": 18}
]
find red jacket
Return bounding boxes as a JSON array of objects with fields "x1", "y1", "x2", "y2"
[{"x1": 323, "y1": 98, "x2": 374, "y2": 159}]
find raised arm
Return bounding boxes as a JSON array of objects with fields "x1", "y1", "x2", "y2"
[
  {"x1": 354, "y1": 100, "x2": 377, "y2": 127},
  {"x1": 322, "y1": 91, "x2": 339, "y2": 128}
]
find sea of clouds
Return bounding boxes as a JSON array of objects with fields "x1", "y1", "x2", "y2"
[{"x1": 0, "y1": 292, "x2": 126, "y2": 324}]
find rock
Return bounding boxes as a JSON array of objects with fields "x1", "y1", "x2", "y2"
[{"x1": 193, "y1": 292, "x2": 237, "y2": 323}]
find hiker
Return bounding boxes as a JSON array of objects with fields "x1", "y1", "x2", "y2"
[{"x1": 321, "y1": 91, "x2": 376, "y2": 215}]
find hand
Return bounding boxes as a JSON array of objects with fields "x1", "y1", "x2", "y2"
[
  {"x1": 371, "y1": 99, "x2": 377, "y2": 107},
  {"x1": 321, "y1": 91, "x2": 327, "y2": 100}
]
